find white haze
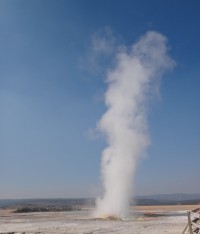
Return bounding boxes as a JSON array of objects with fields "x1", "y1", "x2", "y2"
[{"x1": 94, "y1": 31, "x2": 175, "y2": 218}]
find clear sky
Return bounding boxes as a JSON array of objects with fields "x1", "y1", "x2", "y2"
[{"x1": 0, "y1": 0, "x2": 200, "y2": 199}]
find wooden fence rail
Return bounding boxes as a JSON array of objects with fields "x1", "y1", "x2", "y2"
[{"x1": 183, "y1": 208, "x2": 200, "y2": 234}]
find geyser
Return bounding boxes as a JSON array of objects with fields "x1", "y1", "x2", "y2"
[{"x1": 94, "y1": 31, "x2": 175, "y2": 218}]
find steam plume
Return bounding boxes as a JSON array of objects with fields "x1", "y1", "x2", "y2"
[{"x1": 94, "y1": 31, "x2": 175, "y2": 218}]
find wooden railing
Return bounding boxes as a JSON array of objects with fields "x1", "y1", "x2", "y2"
[{"x1": 183, "y1": 208, "x2": 200, "y2": 234}]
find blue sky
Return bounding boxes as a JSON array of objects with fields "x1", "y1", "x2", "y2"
[{"x1": 0, "y1": 0, "x2": 200, "y2": 199}]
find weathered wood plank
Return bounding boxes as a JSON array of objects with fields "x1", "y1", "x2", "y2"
[{"x1": 191, "y1": 222, "x2": 200, "y2": 229}]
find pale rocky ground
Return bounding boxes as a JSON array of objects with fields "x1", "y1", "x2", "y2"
[{"x1": 1, "y1": 205, "x2": 198, "y2": 234}]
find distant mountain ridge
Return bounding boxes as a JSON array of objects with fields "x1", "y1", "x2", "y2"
[
  {"x1": 0, "y1": 194, "x2": 200, "y2": 208},
  {"x1": 136, "y1": 193, "x2": 200, "y2": 201},
  {"x1": 0, "y1": 198, "x2": 91, "y2": 209}
]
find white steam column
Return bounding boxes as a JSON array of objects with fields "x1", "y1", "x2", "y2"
[{"x1": 94, "y1": 31, "x2": 175, "y2": 218}]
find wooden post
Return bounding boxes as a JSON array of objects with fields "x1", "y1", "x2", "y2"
[{"x1": 188, "y1": 212, "x2": 193, "y2": 234}]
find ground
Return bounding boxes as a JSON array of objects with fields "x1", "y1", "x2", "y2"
[{"x1": 0, "y1": 205, "x2": 199, "y2": 234}]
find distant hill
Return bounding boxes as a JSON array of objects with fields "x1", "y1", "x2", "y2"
[
  {"x1": 133, "y1": 193, "x2": 200, "y2": 206},
  {"x1": 136, "y1": 193, "x2": 200, "y2": 201},
  {"x1": 0, "y1": 194, "x2": 200, "y2": 209},
  {"x1": 0, "y1": 198, "x2": 93, "y2": 209}
]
